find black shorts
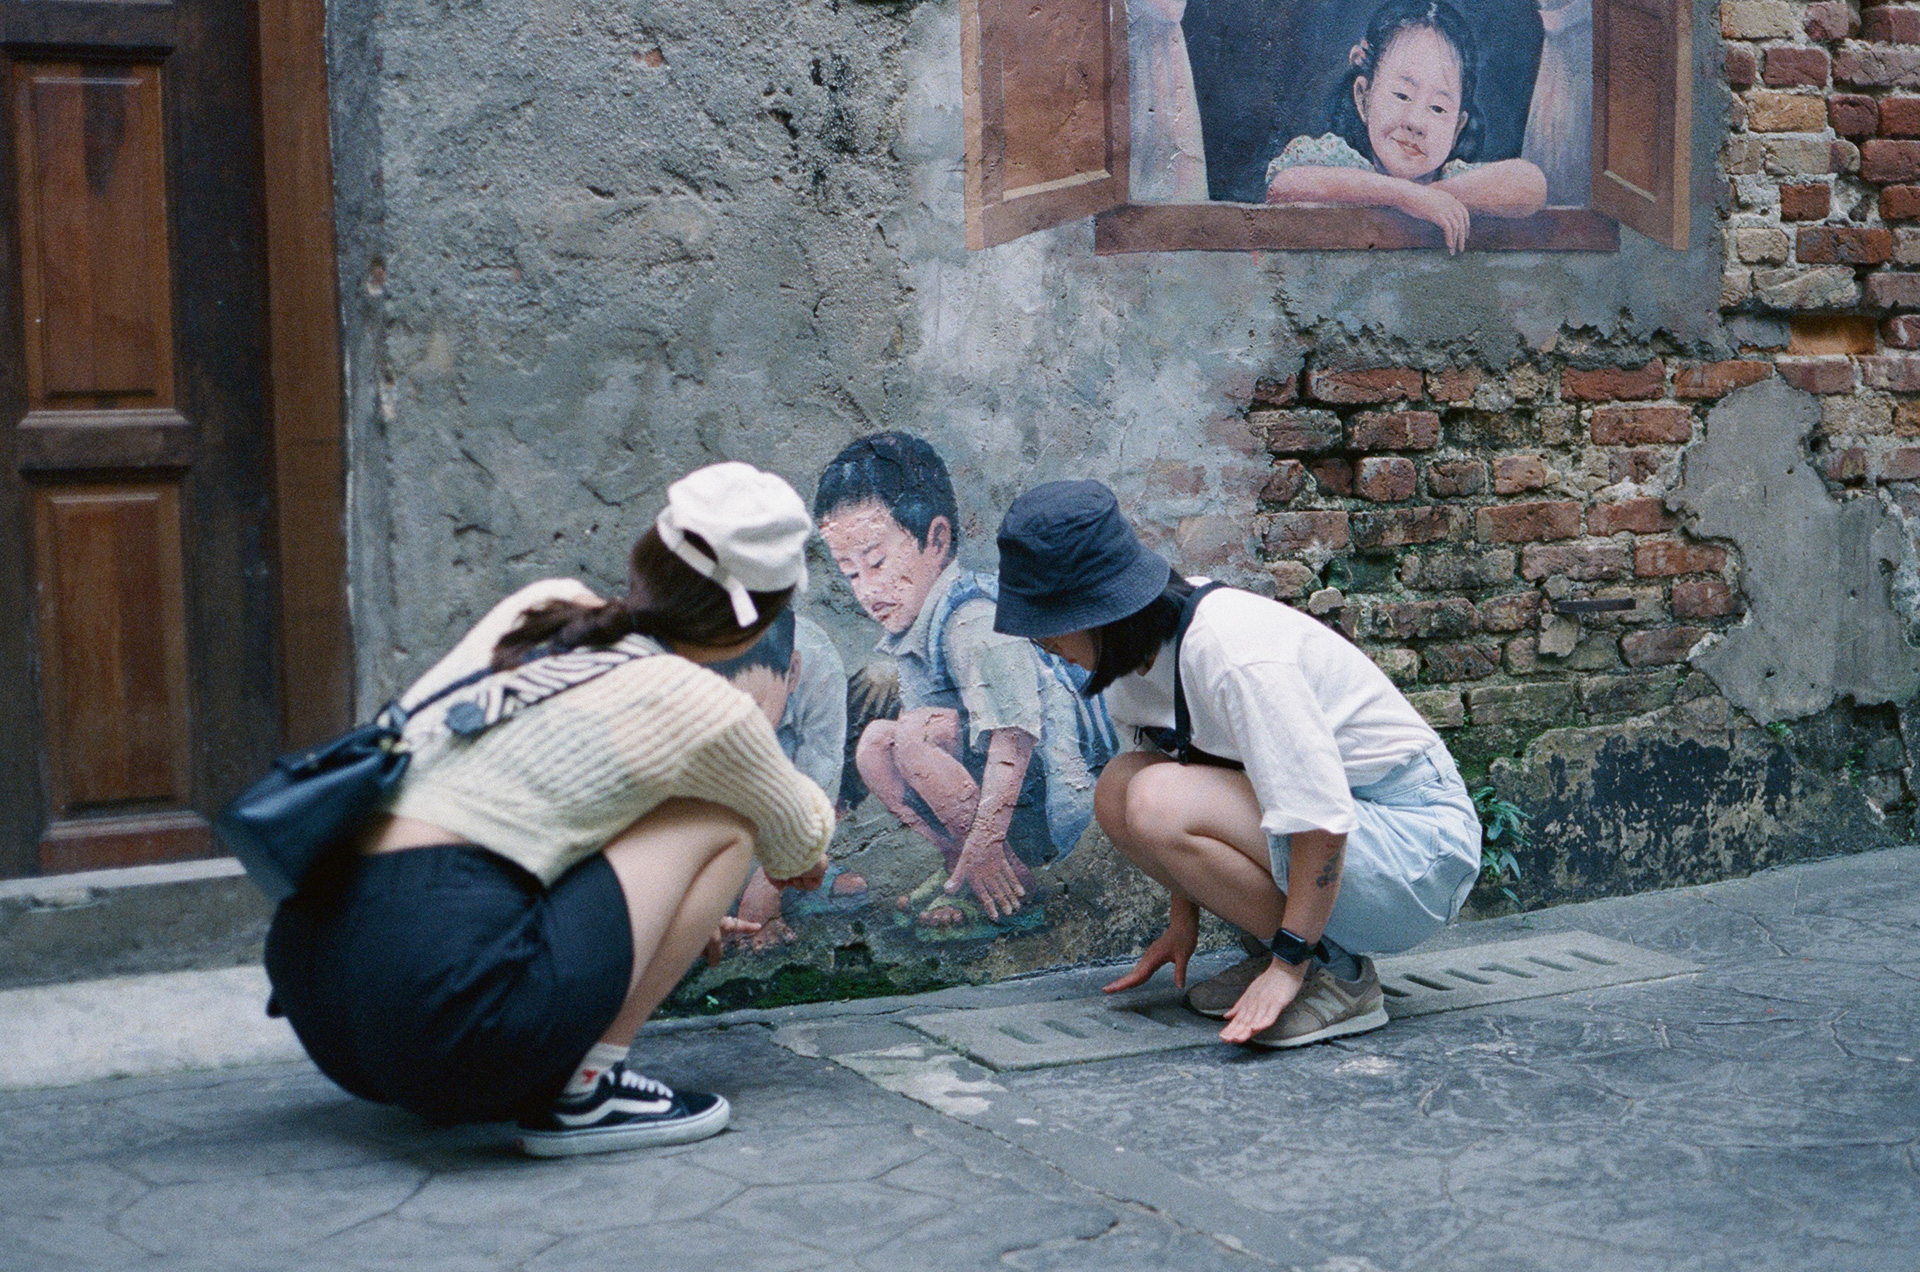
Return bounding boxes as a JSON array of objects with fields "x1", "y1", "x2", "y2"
[{"x1": 264, "y1": 845, "x2": 633, "y2": 1125}]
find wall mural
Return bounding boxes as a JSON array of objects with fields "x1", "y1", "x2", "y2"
[{"x1": 708, "y1": 433, "x2": 1121, "y2": 965}]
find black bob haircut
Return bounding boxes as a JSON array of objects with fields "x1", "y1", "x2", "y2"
[
  {"x1": 709, "y1": 608, "x2": 798, "y2": 682},
  {"x1": 813, "y1": 432, "x2": 961, "y2": 555},
  {"x1": 1082, "y1": 570, "x2": 1197, "y2": 698},
  {"x1": 1327, "y1": 0, "x2": 1486, "y2": 168}
]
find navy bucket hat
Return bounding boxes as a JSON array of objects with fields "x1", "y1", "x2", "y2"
[{"x1": 993, "y1": 481, "x2": 1172, "y2": 639}]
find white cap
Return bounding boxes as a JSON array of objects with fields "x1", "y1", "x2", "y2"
[{"x1": 654, "y1": 462, "x2": 812, "y2": 627}]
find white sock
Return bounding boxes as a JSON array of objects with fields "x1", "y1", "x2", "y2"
[{"x1": 564, "y1": 1042, "x2": 630, "y2": 1096}]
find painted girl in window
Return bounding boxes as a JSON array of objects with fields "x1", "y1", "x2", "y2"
[{"x1": 1264, "y1": 0, "x2": 1546, "y2": 253}]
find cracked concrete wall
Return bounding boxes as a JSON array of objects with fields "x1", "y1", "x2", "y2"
[{"x1": 1675, "y1": 378, "x2": 1920, "y2": 722}]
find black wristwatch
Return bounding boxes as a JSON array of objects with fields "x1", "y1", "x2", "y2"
[{"x1": 1267, "y1": 928, "x2": 1322, "y2": 966}]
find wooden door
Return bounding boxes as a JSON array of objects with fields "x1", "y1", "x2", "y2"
[{"x1": 0, "y1": 0, "x2": 286, "y2": 875}]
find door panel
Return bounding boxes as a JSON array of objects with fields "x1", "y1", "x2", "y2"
[{"x1": 2, "y1": 0, "x2": 282, "y2": 876}]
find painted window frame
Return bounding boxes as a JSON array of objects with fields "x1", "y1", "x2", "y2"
[{"x1": 961, "y1": 0, "x2": 1691, "y2": 254}]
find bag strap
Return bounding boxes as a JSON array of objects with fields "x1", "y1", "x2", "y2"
[
  {"x1": 375, "y1": 666, "x2": 494, "y2": 734},
  {"x1": 1168, "y1": 582, "x2": 1231, "y2": 764},
  {"x1": 437, "y1": 633, "x2": 665, "y2": 737}
]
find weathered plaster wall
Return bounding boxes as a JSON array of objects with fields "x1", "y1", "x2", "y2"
[{"x1": 328, "y1": 0, "x2": 1920, "y2": 997}]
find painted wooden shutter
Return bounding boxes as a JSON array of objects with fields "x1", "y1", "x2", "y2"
[
  {"x1": 1590, "y1": 0, "x2": 1693, "y2": 249},
  {"x1": 961, "y1": 0, "x2": 1129, "y2": 250}
]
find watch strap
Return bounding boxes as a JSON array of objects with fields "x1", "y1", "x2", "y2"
[{"x1": 1267, "y1": 928, "x2": 1324, "y2": 966}]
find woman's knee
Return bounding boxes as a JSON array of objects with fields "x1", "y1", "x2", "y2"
[
  {"x1": 1094, "y1": 753, "x2": 1157, "y2": 843},
  {"x1": 1121, "y1": 763, "x2": 1199, "y2": 857}
]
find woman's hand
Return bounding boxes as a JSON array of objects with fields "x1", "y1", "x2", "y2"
[
  {"x1": 1103, "y1": 895, "x2": 1200, "y2": 992},
  {"x1": 1398, "y1": 183, "x2": 1472, "y2": 254},
  {"x1": 1218, "y1": 959, "x2": 1308, "y2": 1043},
  {"x1": 704, "y1": 915, "x2": 762, "y2": 965},
  {"x1": 768, "y1": 857, "x2": 827, "y2": 892}
]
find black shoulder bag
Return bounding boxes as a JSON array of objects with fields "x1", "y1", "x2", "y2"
[
  {"x1": 1138, "y1": 581, "x2": 1244, "y2": 770},
  {"x1": 215, "y1": 635, "x2": 660, "y2": 901}
]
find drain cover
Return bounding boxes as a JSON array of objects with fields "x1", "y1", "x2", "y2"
[
  {"x1": 904, "y1": 999, "x2": 1213, "y2": 1072},
  {"x1": 1375, "y1": 930, "x2": 1700, "y2": 1017}
]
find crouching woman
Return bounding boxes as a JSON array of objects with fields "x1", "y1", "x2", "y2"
[
  {"x1": 992, "y1": 481, "x2": 1481, "y2": 1046},
  {"x1": 265, "y1": 463, "x2": 835, "y2": 1155}
]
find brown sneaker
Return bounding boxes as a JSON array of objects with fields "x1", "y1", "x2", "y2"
[
  {"x1": 1248, "y1": 957, "x2": 1390, "y2": 1048},
  {"x1": 1184, "y1": 931, "x2": 1274, "y2": 1018}
]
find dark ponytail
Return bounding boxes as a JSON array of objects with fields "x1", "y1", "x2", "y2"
[{"x1": 491, "y1": 527, "x2": 794, "y2": 670}]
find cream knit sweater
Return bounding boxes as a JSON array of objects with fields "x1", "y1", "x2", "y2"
[{"x1": 383, "y1": 581, "x2": 834, "y2": 885}]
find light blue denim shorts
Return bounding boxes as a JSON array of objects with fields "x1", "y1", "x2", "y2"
[{"x1": 1267, "y1": 745, "x2": 1483, "y2": 956}]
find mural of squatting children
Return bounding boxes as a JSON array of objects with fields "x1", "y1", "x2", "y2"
[
  {"x1": 814, "y1": 433, "x2": 1119, "y2": 931},
  {"x1": 709, "y1": 608, "x2": 866, "y2": 952},
  {"x1": 1264, "y1": 0, "x2": 1546, "y2": 253}
]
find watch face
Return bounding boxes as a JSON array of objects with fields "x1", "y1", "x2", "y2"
[{"x1": 1268, "y1": 930, "x2": 1315, "y2": 965}]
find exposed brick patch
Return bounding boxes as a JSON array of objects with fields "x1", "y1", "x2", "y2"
[
  {"x1": 1671, "y1": 578, "x2": 1742, "y2": 619},
  {"x1": 1400, "y1": 549, "x2": 1517, "y2": 590},
  {"x1": 1519, "y1": 542, "x2": 1633, "y2": 581},
  {"x1": 1351, "y1": 506, "x2": 1462, "y2": 549},
  {"x1": 1588, "y1": 498, "x2": 1678, "y2": 535},
  {"x1": 1723, "y1": 0, "x2": 1799, "y2": 38},
  {"x1": 1407, "y1": 689, "x2": 1465, "y2": 727},
  {"x1": 1621, "y1": 627, "x2": 1708, "y2": 667},
  {"x1": 1560, "y1": 361, "x2": 1665, "y2": 401},
  {"x1": 1827, "y1": 446, "x2": 1869, "y2": 483},
  {"x1": 1862, "y1": 139, "x2": 1920, "y2": 183},
  {"x1": 1251, "y1": 375, "x2": 1298, "y2": 406},
  {"x1": 1673, "y1": 360, "x2": 1773, "y2": 398},
  {"x1": 1635, "y1": 539, "x2": 1729, "y2": 577},
  {"x1": 1310, "y1": 457, "x2": 1354, "y2": 496},
  {"x1": 1578, "y1": 672, "x2": 1683, "y2": 716},
  {"x1": 1306, "y1": 367, "x2": 1422, "y2": 404},
  {"x1": 1260, "y1": 459, "x2": 1307, "y2": 503},
  {"x1": 1859, "y1": 352, "x2": 1920, "y2": 390},
  {"x1": 1590, "y1": 405, "x2": 1694, "y2": 445},
  {"x1": 1764, "y1": 46, "x2": 1832, "y2": 87},
  {"x1": 1778, "y1": 184, "x2": 1832, "y2": 221},
  {"x1": 1883, "y1": 185, "x2": 1920, "y2": 219},
  {"x1": 1866, "y1": 271, "x2": 1920, "y2": 307},
  {"x1": 1748, "y1": 91, "x2": 1830, "y2": 133},
  {"x1": 1359, "y1": 598, "x2": 1479, "y2": 640},
  {"x1": 1865, "y1": 5, "x2": 1920, "y2": 43},
  {"x1": 1477, "y1": 592, "x2": 1543, "y2": 632},
  {"x1": 1426, "y1": 368, "x2": 1483, "y2": 403},
  {"x1": 1269, "y1": 561, "x2": 1317, "y2": 596},
  {"x1": 1251, "y1": 408, "x2": 1342, "y2": 453},
  {"x1": 1355, "y1": 456, "x2": 1417, "y2": 502},
  {"x1": 1797, "y1": 226, "x2": 1895, "y2": 264},
  {"x1": 1805, "y1": 0, "x2": 1856, "y2": 39},
  {"x1": 1492, "y1": 455, "x2": 1553, "y2": 494},
  {"x1": 1477, "y1": 500, "x2": 1582, "y2": 542},
  {"x1": 1885, "y1": 314, "x2": 1920, "y2": 347},
  {"x1": 1775, "y1": 354, "x2": 1858, "y2": 393},
  {"x1": 1422, "y1": 643, "x2": 1501, "y2": 682},
  {"x1": 1727, "y1": 43, "x2": 1759, "y2": 89},
  {"x1": 1468, "y1": 682, "x2": 1579, "y2": 727},
  {"x1": 1883, "y1": 445, "x2": 1920, "y2": 479},
  {"x1": 1608, "y1": 449, "x2": 1665, "y2": 484},
  {"x1": 1835, "y1": 46, "x2": 1920, "y2": 90},
  {"x1": 1885, "y1": 96, "x2": 1920, "y2": 138},
  {"x1": 1263, "y1": 511, "x2": 1349, "y2": 554},
  {"x1": 1349, "y1": 409, "x2": 1441, "y2": 451},
  {"x1": 1426, "y1": 459, "x2": 1487, "y2": 496},
  {"x1": 1832, "y1": 93, "x2": 1882, "y2": 138}
]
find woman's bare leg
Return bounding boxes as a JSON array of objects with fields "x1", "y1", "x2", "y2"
[
  {"x1": 1099, "y1": 757, "x2": 1285, "y2": 938},
  {"x1": 594, "y1": 798, "x2": 758, "y2": 1049}
]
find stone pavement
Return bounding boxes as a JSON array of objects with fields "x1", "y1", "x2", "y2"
[{"x1": 2, "y1": 846, "x2": 1917, "y2": 1272}]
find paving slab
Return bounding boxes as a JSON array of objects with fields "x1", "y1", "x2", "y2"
[{"x1": 0, "y1": 846, "x2": 1914, "y2": 1271}]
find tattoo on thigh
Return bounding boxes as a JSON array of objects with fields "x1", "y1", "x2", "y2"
[{"x1": 1315, "y1": 845, "x2": 1344, "y2": 890}]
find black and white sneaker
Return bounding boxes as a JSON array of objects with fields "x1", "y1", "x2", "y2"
[{"x1": 517, "y1": 1062, "x2": 730, "y2": 1158}]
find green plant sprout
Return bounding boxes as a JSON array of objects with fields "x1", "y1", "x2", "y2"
[{"x1": 1472, "y1": 784, "x2": 1530, "y2": 912}]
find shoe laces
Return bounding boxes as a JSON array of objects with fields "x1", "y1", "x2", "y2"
[{"x1": 609, "y1": 1064, "x2": 673, "y2": 1101}]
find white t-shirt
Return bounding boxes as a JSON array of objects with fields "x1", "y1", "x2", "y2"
[{"x1": 1100, "y1": 583, "x2": 1440, "y2": 839}]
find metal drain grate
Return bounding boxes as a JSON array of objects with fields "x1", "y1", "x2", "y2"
[
  {"x1": 904, "y1": 999, "x2": 1215, "y2": 1072},
  {"x1": 1375, "y1": 930, "x2": 1700, "y2": 1017}
]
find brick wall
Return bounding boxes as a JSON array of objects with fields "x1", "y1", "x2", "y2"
[{"x1": 1236, "y1": 0, "x2": 1920, "y2": 811}]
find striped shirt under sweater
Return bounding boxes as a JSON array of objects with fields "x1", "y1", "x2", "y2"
[{"x1": 383, "y1": 581, "x2": 834, "y2": 886}]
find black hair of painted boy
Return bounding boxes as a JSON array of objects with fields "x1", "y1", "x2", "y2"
[
  {"x1": 1326, "y1": 0, "x2": 1486, "y2": 167},
  {"x1": 708, "y1": 608, "x2": 797, "y2": 680},
  {"x1": 813, "y1": 432, "x2": 961, "y2": 556}
]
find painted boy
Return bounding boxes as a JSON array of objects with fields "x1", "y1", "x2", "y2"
[
  {"x1": 712, "y1": 609, "x2": 862, "y2": 949},
  {"x1": 813, "y1": 432, "x2": 1114, "y2": 927}
]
